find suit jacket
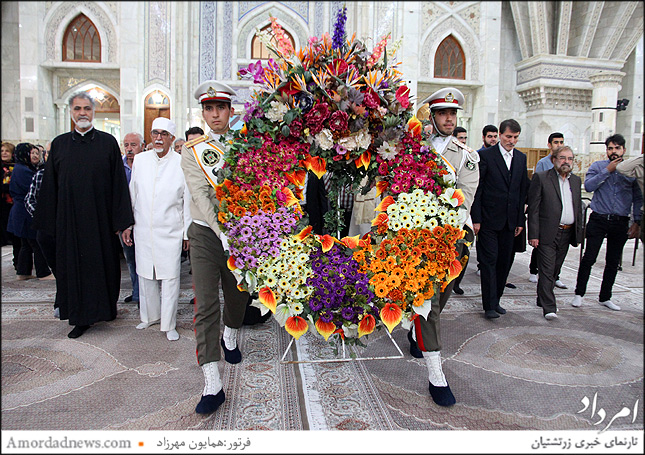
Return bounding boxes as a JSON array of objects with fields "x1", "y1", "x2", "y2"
[
  {"x1": 527, "y1": 168, "x2": 583, "y2": 247},
  {"x1": 471, "y1": 144, "x2": 529, "y2": 231}
]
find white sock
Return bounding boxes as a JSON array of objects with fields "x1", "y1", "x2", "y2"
[
  {"x1": 423, "y1": 351, "x2": 447, "y2": 387},
  {"x1": 201, "y1": 361, "x2": 222, "y2": 396},
  {"x1": 223, "y1": 326, "x2": 238, "y2": 350}
]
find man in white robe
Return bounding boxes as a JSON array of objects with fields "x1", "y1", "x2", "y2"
[{"x1": 122, "y1": 117, "x2": 191, "y2": 341}]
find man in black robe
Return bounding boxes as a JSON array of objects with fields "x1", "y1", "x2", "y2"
[{"x1": 33, "y1": 92, "x2": 134, "y2": 338}]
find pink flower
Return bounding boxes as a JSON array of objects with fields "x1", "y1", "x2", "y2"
[
  {"x1": 329, "y1": 110, "x2": 349, "y2": 132},
  {"x1": 363, "y1": 89, "x2": 379, "y2": 109}
]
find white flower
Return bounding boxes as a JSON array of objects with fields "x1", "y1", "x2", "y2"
[
  {"x1": 377, "y1": 141, "x2": 398, "y2": 160},
  {"x1": 315, "y1": 128, "x2": 335, "y2": 150},
  {"x1": 356, "y1": 128, "x2": 372, "y2": 149},
  {"x1": 338, "y1": 134, "x2": 358, "y2": 151},
  {"x1": 265, "y1": 100, "x2": 289, "y2": 122}
]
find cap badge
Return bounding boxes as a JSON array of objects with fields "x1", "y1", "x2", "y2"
[
  {"x1": 207, "y1": 87, "x2": 216, "y2": 97},
  {"x1": 445, "y1": 93, "x2": 454, "y2": 103}
]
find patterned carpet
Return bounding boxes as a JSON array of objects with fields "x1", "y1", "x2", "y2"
[{"x1": 2, "y1": 240, "x2": 643, "y2": 433}]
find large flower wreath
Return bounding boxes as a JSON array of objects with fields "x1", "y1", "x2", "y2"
[{"x1": 216, "y1": 9, "x2": 468, "y2": 345}]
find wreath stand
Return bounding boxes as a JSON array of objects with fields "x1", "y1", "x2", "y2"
[{"x1": 279, "y1": 328, "x2": 404, "y2": 364}]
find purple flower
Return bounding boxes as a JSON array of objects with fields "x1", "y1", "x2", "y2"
[{"x1": 332, "y1": 6, "x2": 347, "y2": 50}]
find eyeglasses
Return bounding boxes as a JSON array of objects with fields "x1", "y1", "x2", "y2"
[{"x1": 150, "y1": 130, "x2": 170, "y2": 138}]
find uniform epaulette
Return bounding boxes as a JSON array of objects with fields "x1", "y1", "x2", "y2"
[
  {"x1": 452, "y1": 136, "x2": 480, "y2": 165},
  {"x1": 184, "y1": 134, "x2": 209, "y2": 149},
  {"x1": 451, "y1": 136, "x2": 476, "y2": 154}
]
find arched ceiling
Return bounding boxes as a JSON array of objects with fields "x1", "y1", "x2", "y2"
[{"x1": 509, "y1": 1, "x2": 643, "y2": 63}]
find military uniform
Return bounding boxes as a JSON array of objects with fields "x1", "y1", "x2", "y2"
[
  {"x1": 410, "y1": 87, "x2": 479, "y2": 407},
  {"x1": 181, "y1": 80, "x2": 248, "y2": 415}
]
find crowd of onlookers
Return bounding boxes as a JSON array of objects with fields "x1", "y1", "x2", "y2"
[{"x1": 2, "y1": 141, "x2": 54, "y2": 281}]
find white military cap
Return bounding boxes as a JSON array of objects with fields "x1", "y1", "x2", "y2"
[
  {"x1": 151, "y1": 117, "x2": 176, "y2": 137},
  {"x1": 194, "y1": 80, "x2": 236, "y2": 104},
  {"x1": 421, "y1": 87, "x2": 464, "y2": 110}
]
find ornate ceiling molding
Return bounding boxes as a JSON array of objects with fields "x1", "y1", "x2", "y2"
[
  {"x1": 556, "y1": 2, "x2": 572, "y2": 55},
  {"x1": 579, "y1": 2, "x2": 603, "y2": 58}
]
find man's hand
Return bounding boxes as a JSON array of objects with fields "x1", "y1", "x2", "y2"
[
  {"x1": 122, "y1": 228, "x2": 133, "y2": 246},
  {"x1": 528, "y1": 239, "x2": 539, "y2": 248},
  {"x1": 606, "y1": 156, "x2": 623, "y2": 173},
  {"x1": 473, "y1": 223, "x2": 480, "y2": 235},
  {"x1": 183, "y1": 239, "x2": 190, "y2": 251},
  {"x1": 628, "y1": 223, "x2": 640, "y2": 239},
  {"x1": 515, "y1": 226, "x2": 523, "y2": 237}
]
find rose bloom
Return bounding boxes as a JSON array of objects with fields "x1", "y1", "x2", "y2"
[{"x1": 328, "y1": 110, "x2": 349, "y2": 132}]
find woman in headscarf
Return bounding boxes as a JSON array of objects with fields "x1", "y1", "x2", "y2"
[{"x1": 6, "y1": 142, "x2": 53, "y2": 280}]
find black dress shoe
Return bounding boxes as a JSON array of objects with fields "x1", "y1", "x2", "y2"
[
  {"x1": 190, "y1": 297, "x2": 196, "y2": 305},
  {"x1": 505, "y1": 283, "x2": 517, "y2": 289},
  {"x1": 407, "y1": 330, "x2": 423, "y2": 359},
  {"x1": 243, "y1": 304, "x2": 272, "y2": 325},
  {"x1": 428, "y1": 381, "x2": 456, "y2": 407},
  {"x1": 537, "y1": 300, "x2": 542, "y2": 307},
  {"x1": 453, "y1": 285, "x2": 464, "y2": 295},
  {"x1": 485, "y1": 310, "x2": 500, "y2": 319},
  {"x1": 124, "y1": 295, "x2": 133, "y2": 303},
  {"x1": 68, "y1": 325, "x2": 90, "y2": 338},
  {"x1": 220, "y1": 337, "x2": 242, "y2": 364},
  {"x1": 494, "y1": 305, "x2": 507, "y2": 314},
  {"x1": 195, "y1": 389, "x2": 225, "y2": 415}
]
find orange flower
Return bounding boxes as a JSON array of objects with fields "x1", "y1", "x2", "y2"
[
  {"x1": 375, "y1": 283, "x2": 389, "y2": 298},
  {"x1": 380, "y1": 303, "x2": 403, "y2": 332},
  {"x1": 285, "y1": 316, "x2": 308, "y2": 339},
  {"x1": 259, "y1": 286, "x2": 277, "y2": 313},
  {"x1": 375, "y1": 196, "x2": 395, "y2": 212},
  {"x1": 358, "y1": 314, "x2": 376, "y2": 338},
  {"x1": 413, "y1": 294, "x2": 425, "y2": 307},
  {"x1": 233, "y1": 206, "x2": 246, "y2": 217},
  {"x1": 315, "y1": 319, "x2": 336, "y2": 341}
]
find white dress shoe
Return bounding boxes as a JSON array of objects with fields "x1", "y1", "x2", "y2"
[
  {"x1": 554, "y1": 280, "x2": 567, "y2": 289},
  {"x1": 166, "y1": 329, "x2": 179, "y2": 341},
  {"x1": 544, "y1": 313, "x2": 558, "y2": 320},
  {"x1": 600, "y1": 300, "x2": 621, "y2": 311},
  {"x1": 528, "y1": 274, "x2": 538, "y2": 283},
  {"x1": 136, "y1": 320, "x2": 160, "y2": 330},
  {"x1": 571, "y1": 295, "x2": 582, "y2": 307}
]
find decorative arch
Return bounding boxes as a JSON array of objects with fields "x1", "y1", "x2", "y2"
[
  {"x1": 142, "y1": 85, "x2": 172, "y2": 146},
  {"x1": 62, "y1": 14, "x2": 101, "y2": 62},
  {"x1": 421, "y1": 16, "x2": 481, "y2": 81},
  {"x1": 434, "y1": 35, "x2": 465, "y2": 79},
  {"x1": 251, "y1": 23, "x2": 296, "y2": 60},
  {"x1": 59, "y1": 81, "x2": 120, "y2": 106},
  {"x1": 237, "y1": 4, "x2": 309, "y2": 61},
  {"x1": 45, "y1": 2, "x2": 117, "y2": 63}
]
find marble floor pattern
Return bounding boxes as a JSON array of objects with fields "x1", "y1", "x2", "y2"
[{"x1": 2, "y1": 239, "x2": 643, "y2": 433}]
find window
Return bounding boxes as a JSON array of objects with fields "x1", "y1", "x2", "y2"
[
  {"x1": 251, "y1": 24, "x2": 295, "y2": 59},
  {"x1": 63, "y1": 14, "x2": 101, "y2": 62},
  {"x1": 434, "y1": 35, "x2": 465, "y2": 79}
]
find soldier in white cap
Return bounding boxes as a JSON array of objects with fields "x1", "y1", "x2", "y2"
[
  {"x1": 180, "y1": 80, "x2": 250, "y2": 415},
  {"x1": 407, "y1": 87, "x2": 479, "y2": 407},
  {"x1": 122, "y1": 117, "x2": 192, "y2": 341}
]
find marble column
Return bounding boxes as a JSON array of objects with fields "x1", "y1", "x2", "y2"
[
  {"x1": 55, "y1": 102, "x2": 68, "y2": 137},
  {"x1": 589, "y1": 71, "x2": 625, "y2": 157}
]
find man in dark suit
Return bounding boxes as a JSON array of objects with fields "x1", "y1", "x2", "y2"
[
  {"x1": 527, "y1": 146, "x2": 583, "y2": 319},
  {"x1": 471, "y1": 119, "x2": 529, "y2": 319}
]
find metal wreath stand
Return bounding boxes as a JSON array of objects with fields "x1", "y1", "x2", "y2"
[{"x1": 279, "y1": 327, "x2": 404, "y2": 364}]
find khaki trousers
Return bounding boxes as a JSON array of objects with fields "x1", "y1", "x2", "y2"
[
  {"x1": 188, "y1": 223, "x2": 248, "y2": 365},
  {"x1": 413, "y1": 242, "x2": 466, "y2": 352}
]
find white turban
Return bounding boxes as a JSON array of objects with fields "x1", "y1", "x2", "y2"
[{"x1": 151, "y1": 117, "x2": 176, "y2": 137}]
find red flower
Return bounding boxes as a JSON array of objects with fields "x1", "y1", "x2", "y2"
[
  {"x1": 396, "y1": 85, "x2": 411, "y2": 108},
  {"x1": 327, "y1": 59, "x2": 349, "y2": 76},
  {"x1": 328, "y1": 110, "x2": 349, "y2": 131},
  {"x1": 305, "y1": 103, "x2": 330, "y2": 125},
  {"x1": 289, "y1": 119, "x2": 304, "y2": 137},
  {"x1": 362, "y1": 89, "x2": 380, "y2": 109}
]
